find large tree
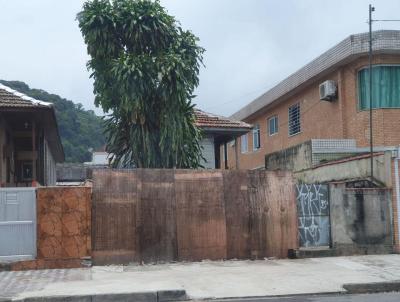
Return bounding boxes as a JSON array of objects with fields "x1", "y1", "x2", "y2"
[{"x1": 78, "y1": 0, "x2": 204, "y2": 168}]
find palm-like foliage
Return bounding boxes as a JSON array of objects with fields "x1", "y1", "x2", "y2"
[{"x1": 78, "y1": 0, "x2": 204, "y2": 168}]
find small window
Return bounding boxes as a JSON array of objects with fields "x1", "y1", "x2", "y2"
[
  {"x1": 253, "y1": 124, "x2": 260, "y2": 150},
  {"x1": 268, "y1": 116, "x2": 278, "y2": 136},
  {"x1": 240, "y1": 134, "x2": 248, "y2": 153},
  {"x1": 288, "y1": 103, "x2": 301, "y2": 136}
]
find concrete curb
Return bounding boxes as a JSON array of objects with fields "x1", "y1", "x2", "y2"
[
  {"x1": 1, "y1": 290, "x2": 187, "y2": 302},
  {"x1": 343, "y1": 281, "x2": 400, "y2": 294}
]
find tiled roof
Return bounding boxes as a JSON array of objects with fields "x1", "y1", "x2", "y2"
[
  {"x1": 195, "y1": 109, "x2": 252, "y2": 130},
  {"x1": 0, "y1": 83, "x2": 52, "y2": 109},
  {"x1": 232, "y1": 30, "x2": 400, "y2": 120}
]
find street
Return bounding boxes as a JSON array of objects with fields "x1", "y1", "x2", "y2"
[{"x1": 210, "y1": 292, "x2": 400, "y2": 302}]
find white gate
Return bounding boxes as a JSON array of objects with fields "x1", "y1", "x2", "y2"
[{"x1": 0, "y1": 188, "x2": 36, "y2": 261}]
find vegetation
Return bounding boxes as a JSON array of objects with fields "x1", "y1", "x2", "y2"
[
  {"x1": 0, "y1": 79, "x2": 105, "y2": 163},
  {"x1": 78, "y1": 0, "x2": 204, "y2": 168}
]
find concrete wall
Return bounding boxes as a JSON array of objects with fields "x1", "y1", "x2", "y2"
[
  {"x1": 266, "y1": 141, "x2": 312, "y2": 171},
  {"x1": 200, "y1": 136, "x2": 215, "y2": 169},
  {"x1": 295, "y1": 151, "x2": 393, "y2": 187},
  {"x1": 329, "y1": 183, "x2": 393, "y2": 255},
  {"x1": 56, "y1": 164, "x2": 87, "y2": 182}
]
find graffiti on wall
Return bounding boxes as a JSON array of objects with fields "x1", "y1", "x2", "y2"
[{"x1": 296, "y1": 184, "x2": 330, "y2": 247}]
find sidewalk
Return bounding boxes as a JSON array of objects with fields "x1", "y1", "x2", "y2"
[{"x1": 1, "y1": 254, "x2": 400, "y2": 301}]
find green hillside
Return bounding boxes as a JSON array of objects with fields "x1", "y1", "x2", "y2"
[{"x1": 0, "y1": 80, "x2": 106, "y2": 163}]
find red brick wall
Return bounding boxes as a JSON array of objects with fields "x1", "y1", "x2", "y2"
[{"x1": 227, "y1": 54, "x2": 400, "y2": 170}]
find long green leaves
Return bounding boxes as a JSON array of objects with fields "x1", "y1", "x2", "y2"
[{"x1": 78, "y1": 0, "x2": 204, "y2": 168}]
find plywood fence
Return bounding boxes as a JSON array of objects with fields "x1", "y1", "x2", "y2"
[{"x1": 92, "y1": 169, "x2": 298, "y2": 265}]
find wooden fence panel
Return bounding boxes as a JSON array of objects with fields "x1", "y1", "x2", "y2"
[
  {"x1": 265, "y1": 171, "x2": 298, "y2": 257},
  {"x1": 248, "y1": 171, "x2": 268, "y2": 259},
  {"x1": 175, "y1": 171, "x2": 227, "y2": 261},
  {"x1": 248, "y1": 171, "x2": 297, "y2": 259},
  {"x1": 91, "y1": 169, "x2": 298, "y2": 265},
  {"x1": 92, "y1": 170, "x2": 139, "y2": 265},
  {"x1": 137, "y1": 169, "x2": 177, "y2": 263},
  {"x1": 223, "y1": 170, "x2": 251, "y2": 259}
]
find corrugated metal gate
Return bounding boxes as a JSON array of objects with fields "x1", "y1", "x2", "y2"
[
  {"x1": 296, "y1": 184, "x2": 330, "y2": 248},
  {"x1": 0, "y1": 188, "x2": 36, "y2": 261}
]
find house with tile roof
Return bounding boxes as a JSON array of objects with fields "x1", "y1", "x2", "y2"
[
  {"x1": 0, "y1": 83, "x2": 64, "y2": 187},
  {"x1": 194, "y1": 109, "x2": 252, "y2": 169}
]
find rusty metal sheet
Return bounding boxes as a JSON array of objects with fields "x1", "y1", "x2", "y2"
[
  {"x1": 137, "y1": 169, "x2": 177, "y2": 263},
  {"x1": 175, "y1": 170, "x2": 227, "y2": 261},
  {"x1": 223, "y1": 170, "x2": 251, "y2": 259}
]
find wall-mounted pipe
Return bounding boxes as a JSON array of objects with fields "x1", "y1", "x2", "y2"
[{"x1": 395, "y1": 145, "x2": 400, "y2": 251}]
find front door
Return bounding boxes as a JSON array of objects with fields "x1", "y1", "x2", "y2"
[
  {"x1": 0, "y1": 188, "x2": 36, "y2": 261},
  {"x1": 296, "y1": 184, "x2": 330, "y2": 248}
]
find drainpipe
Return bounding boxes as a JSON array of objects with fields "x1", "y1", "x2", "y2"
[{"x1": 395, "y1": 145, "x2": 400, "y2": 252}]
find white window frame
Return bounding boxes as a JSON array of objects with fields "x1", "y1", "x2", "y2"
[
  {"x1": 268, "y1": 116, "x2": 279, "y2": 136},
  {"x1": 288, "y1": 103, "x2": 301, "y2": 136},
  {"x1": 253, "y1": 124, "x2": 260, "y2": 151},
  {"x1": 240, "y1": 134, "x2": 248, "y2": 153}
]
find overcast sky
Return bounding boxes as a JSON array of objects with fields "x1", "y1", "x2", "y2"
[{"x1": 1, "y1": 0, "x2": 400, "y2": 117}]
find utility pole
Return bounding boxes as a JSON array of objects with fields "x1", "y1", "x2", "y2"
[
  {"x1": 367, "y1": 5, "x2": 400, "y2": 186},
  {"x1": 368, "y1": 4, "x2": 374, "y2": 185}
]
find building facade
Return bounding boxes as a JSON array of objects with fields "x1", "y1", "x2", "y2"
[
  {"x1": 227, "y1": 30, "x2": 400, "y2": 170},
  {"x1": 195, "y1": 109, "x2": 252, "y2": 169},
  {"x1": 0, "y1": 84, "x2": 64, "y2": 186}
]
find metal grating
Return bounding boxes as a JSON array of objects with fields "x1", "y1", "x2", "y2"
[
  {"x1": 289, "y1": 103, "x2": 301, "y2": 136},
  {"x1": 311, "y1": 139, "x2": 357, "y2": 152},
  {"x1": 311, "y1": 139, "x2": 358, "y2": 166}
]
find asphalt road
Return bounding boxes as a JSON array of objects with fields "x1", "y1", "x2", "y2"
[{"x1": 210, "y1": 292, "x2": 400, "y2": 302}]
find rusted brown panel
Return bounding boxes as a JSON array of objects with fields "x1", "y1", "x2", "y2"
[
  {"x1": 175, "y1": 170, "x2": 227, "y2": 261},
  {"x1": 36, "y1": 187, "x2": 91, "y2": 260},
  {"x1": 248, "y1": 171, "x2": 268, "y2": 259},
  {"x1": 137, "y1": 169, "x2": 177, "y2": 263},
  {"x1": 247, "y1": 171, "x2": 298, "y2": 259},
  {"x1": 223, "y1": 170, "x2": 251, "y2": 259},
  {"x1": 90, "y1": 169, "x2": 297, "y2": 265},
  {"x1": 92, "y1": 169, "x2": 139, "y2": 265}
]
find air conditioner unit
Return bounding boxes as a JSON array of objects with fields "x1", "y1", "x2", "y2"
[{"x1": 319, "y1": 80, "x2": 337, "y2": 101}]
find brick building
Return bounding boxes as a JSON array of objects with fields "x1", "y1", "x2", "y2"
[
  {"x1": 225, "y1": 30, "x2": 400, "y2": 170},
  {"x1": 224, "y1": 30, "x2": 400, "y2": 253}
]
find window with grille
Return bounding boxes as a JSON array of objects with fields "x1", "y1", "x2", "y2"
[
  {"x1": 268, "y1": 116, "x2": 278, "y2": 135},
  {"x1": 240, "y1": 134, "x2": 248, "y2": 153},
  {"x1": 253, "y1": 124, "x2": 260, "y2": 150},
  {"x1": 288, "y1": 103, "x2": 301, "y2": 136}
]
